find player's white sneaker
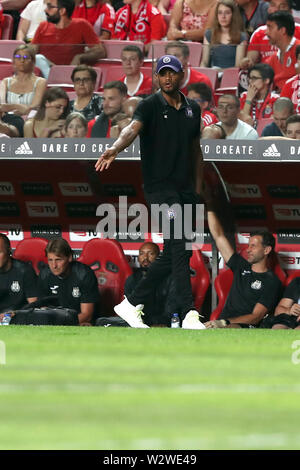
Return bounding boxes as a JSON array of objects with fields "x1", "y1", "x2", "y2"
[
  {"x1": 182, "y1": 310, "x2": 206, "y2": 330},
  {"x1": 114, "y1": 296, "x2": 149, "y2": 328}
]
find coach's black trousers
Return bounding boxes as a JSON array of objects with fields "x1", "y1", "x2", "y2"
[{"x1": 127, "y1": 188, "x2": 199, "y2": 317}]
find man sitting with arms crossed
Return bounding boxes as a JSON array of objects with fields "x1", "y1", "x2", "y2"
[
  {"x1": 37, "y1": 238, "x2": 100, "y2": 326},
  {"x1": 203, "y1": 194, "x2": 282, "y2": 328}
]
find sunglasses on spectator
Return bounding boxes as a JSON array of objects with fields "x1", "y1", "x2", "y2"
[{"x1": 14, "y1": 54, "x2": 32, "y2": 60}]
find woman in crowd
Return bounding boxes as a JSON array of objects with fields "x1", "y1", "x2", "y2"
[
  {"x1": 24, "y1": 86, "x2": 69, "y2": 138},
  {"x1": 0, "y1": 45, "x2": 47, "y2": 116},
  {"x1": 69, "y1": 65, "x2": 102, "y2": 122},
  {"x1": 64, "y1": 112, "x2": 88, "y2": 137},
  {"x1": 200, "y1": 0, "x2": 247, "y2": 69},
  {"x1": 167, "y1": 0, "x2": 217, "y2": 42},
  {"x1": 72, "y1": 0, "x2": 116, "y2": 39}
]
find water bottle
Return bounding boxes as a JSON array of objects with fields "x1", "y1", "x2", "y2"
[
  {"x1": 171, "y1": 313, "x2": 180, "y2": 328},
  {"x1": 1, "y1": 314, "x2": 11, "y2": 325}
]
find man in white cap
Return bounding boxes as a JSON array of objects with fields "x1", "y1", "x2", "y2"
[{"x1": 95, "y1": 55, "x2": 205, "y2": 330}]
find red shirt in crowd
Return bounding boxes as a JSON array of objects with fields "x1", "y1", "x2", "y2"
[
  {"x1": 202, "y1": 110, "x2": 218, "y2": 127},
  {"x1": 32, "y1": 18, "x2": 101, "y2": 65},
  {"x1": 180, "y1": 68, "x2": 213, "y2": 96},
  {"x1": 72, "y1": 0, "x2": 115, "y2": 36},
  {"x1": 281, "y1": 74, "x2": 300, "y2": 113},
  {"x1": 119, "y1": 73, "x2": 152, "y2": 96},
  {"x1": 265, "y1": 37, "x2": 300, "y2": 92},
  {"x1": 113, "y1": 0, "x2": 166, "y2": 44},
  {"x1": 240, "y1": 90, "x2": 279, "y2": 121}
]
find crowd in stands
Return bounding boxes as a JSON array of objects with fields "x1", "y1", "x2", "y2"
[{"x1": 0, "y1": 0, "x2": 298, "y2": 139}]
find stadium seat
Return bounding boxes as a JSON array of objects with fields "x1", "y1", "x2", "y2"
[
  {"x1": 98, "y1": 64, "x2": 153, "y2": 90},
  {"x1": 147, "y1": 40, "x2": 203, "y2": 66},
  {"x1": 0, "y1": 39, "x2": 25, "y2": 63},
  {"x1": 2, "y1": 14, "x2": 14, "y2": 39},
  {"x1": 193, "y1": 67, "x2": 219, "y2": 90},
  {"x1": 47, "y1": 65, "x2": 102, "y2": 91},
  {"x1": 210, "y1": 268, "x2": 233, "y2": 320},
  {"x1": 14, "y1": 237, "x2": 48, "y2": 274},
  {"x1": 285, "y1": 270, "x2": 300, "y2": 286},
  {"x1": 100, "y1": 39, "x2": 144, "y2": 59},
  {"x1": 215, "y1": 67, "x2": 240, "y2": 96},
  {"x1": 190, "y1": 249, "x2": 210, "y2": 312},
  {"x1": 78, "y1": 238, "x2": 133, "y2": 315},
  {"x1": 256, "y1": 117, "x2": 273, "y2": 137}
]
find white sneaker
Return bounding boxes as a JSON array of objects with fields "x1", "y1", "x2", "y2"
[
  {"x1": 182, "y1": 310, "x2": 206, "y2": 330},
  {"x1": 114, "y1": 296, "x2": 149, "y2": 328}
]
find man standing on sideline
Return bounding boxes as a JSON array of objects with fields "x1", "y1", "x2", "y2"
[{"x1": 95, "y1": 55, "x2": 206, "y2": 330}]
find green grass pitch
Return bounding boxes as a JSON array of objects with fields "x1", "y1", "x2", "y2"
[{"x1": 0, "y1": 326, "x2": 300, "y2": 450}]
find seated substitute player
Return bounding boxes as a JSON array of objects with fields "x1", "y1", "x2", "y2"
[
  {"x1": 37, "y1": 238, "x2": 100, "y2": 326},
  {"x1": 271, "y1": 276, "x2": 300, "y2": 329},
  {"x1": 203, "y1": 194, "x2": 282, "y2": 328},
  {"x1": 0, "y1": 234, "x2": 38, "y2": 322},
  {"x1": 125, "y1": 242, "x2": 177, "y2": 327}
]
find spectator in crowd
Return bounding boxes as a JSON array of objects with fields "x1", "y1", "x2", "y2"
[
  {"x1": 37, "y1": 238, "x2": 100, "y2": 326},
  {"x1": 63, "y1": 111, "x2": 88, "y2": 137},
  {"x1": 72, "y1": 0, "x2": 116, "y2": 38},
  {"x1": 152, "y1": 0, "x2": 176, "y2": 14},
  {"x1": 239, "y1": 63, "x2": 279, "y2": 129},
  {"x1": 113, "y1": 0, "x2": 167, "y2": 52},
  {"x1": 24, "y1": 86, "x2": 69, "y2": 138},
  {"x1": 69, "y1": 64, "x2": 103, "y2": 121},
  {"x1": 0, "y1": 45, "x2": 47, "y2": 117},
  {"x1": 261, "y1": 96, "x2": 294, "y2": 136},
  {"x1": 167, "y1": 0, "x2": 217, "y2": 42},
  {"x1": 271, "y1": 276, "x2": 300, "y2": 329},
  {"x1": 87, "y1": 80, "x2": 128, "y2": 137},
  {"x1": 187, "y1": 82, "x2": 218, "y2": 127},
  {"x1": 0, "y1": 233, "x2": 38, "y2": 323},
  {"x1": 236, "y1": 0, "x2": 269, "y2": 37},
  {"x1": 280, "y1": 44, "x2": 300, "y2": 113},
  {"x1": 203, "y1": 194, "x2": 282, "y2": 329},
  {"x1": 118, "y1": 45, "x2": 152, "y2": 97},
  {"x1": 285, "y1": 113, "x2": 300, "y2": 138},
  {"x1": 265, "y1": 11, "x2": 300, "y2": 92},
  {"x1": 1, "y1": 0, "x2": 31, "y2": 38},
  {"x1": 164, "y1": 41, "x2": 213, "y2": 94},
  {"x1": 122, "y1": 96, "x2": 143, "y2": 117},
  {"x1": 16, "y1": 0, "x2": 46, "y2": 42},
  {"x1": 240, "y1": 0, "x2": 300, "y2": 70},
  {"x1": 202, "y1": 94, "x2": 258, "y2": 139},
  {"x1": 124, "y1": 242, "x2": 177, "y2": 326},
  {"x1": 200, "y1": 0, "x2": 247, "y2": 70},
  {"x1": 0, "y1": 108, "x2": 24, "y2": 137},
  {"x1": 31, "y1": 0, "x2": 106, "y2": 79}
]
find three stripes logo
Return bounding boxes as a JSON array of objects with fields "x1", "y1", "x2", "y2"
[
  {"x1": 15, "y1": 141, "x2": 33, "y2": 155},
  {"x1": 262, "y1": 143, "x2": 281, "y2": 157}
]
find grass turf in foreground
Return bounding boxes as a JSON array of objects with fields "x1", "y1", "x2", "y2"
[{"x1": 0, "y1": 326, "x2": 299, "y2": 450}]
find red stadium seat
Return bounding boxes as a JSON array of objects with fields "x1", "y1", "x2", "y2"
[
  {"x1": 193, "y1": 67, "x2": 219, "y2": 90},
  {"x1": 47, "y1": 65, "x2": 102, "y2": 91},
  {"x1": 2, "y1": 14, "x2": 14, "y2": 39},
  {"x1": 100, "y1": 39, "x2": 144, "y2": 59},
  {"x1": 14, "y1": 237, "x2": 48, "y2": 274},
  {"x1": 285, "y1": 270, "x2": 300, "y2": 286},
  {"x1": 190, "y1": 249, "x2": 210, "y2": 312},
  {"x1": 99, "y1": 64, "x2": 153, "y2": 90},
  {"x1": 0, "y1": 39, "x2": 25, "y2": 63},
  {"x1": 215, "y1": 67, "x2": 240, "y2": 96},
  {"x1": 78, "y1": 238, "x2": 133, "y2": 315},
  {"x1": 210, "y1": 268, "x2": 233, "y2": 320}
]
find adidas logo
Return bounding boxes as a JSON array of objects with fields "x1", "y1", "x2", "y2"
[
  {"x1": 15, "y1": 141, "x2": 33, "y2": 155},
  {"x1": 262, "y1": 143, "x2": 281, "y2": 157}
]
